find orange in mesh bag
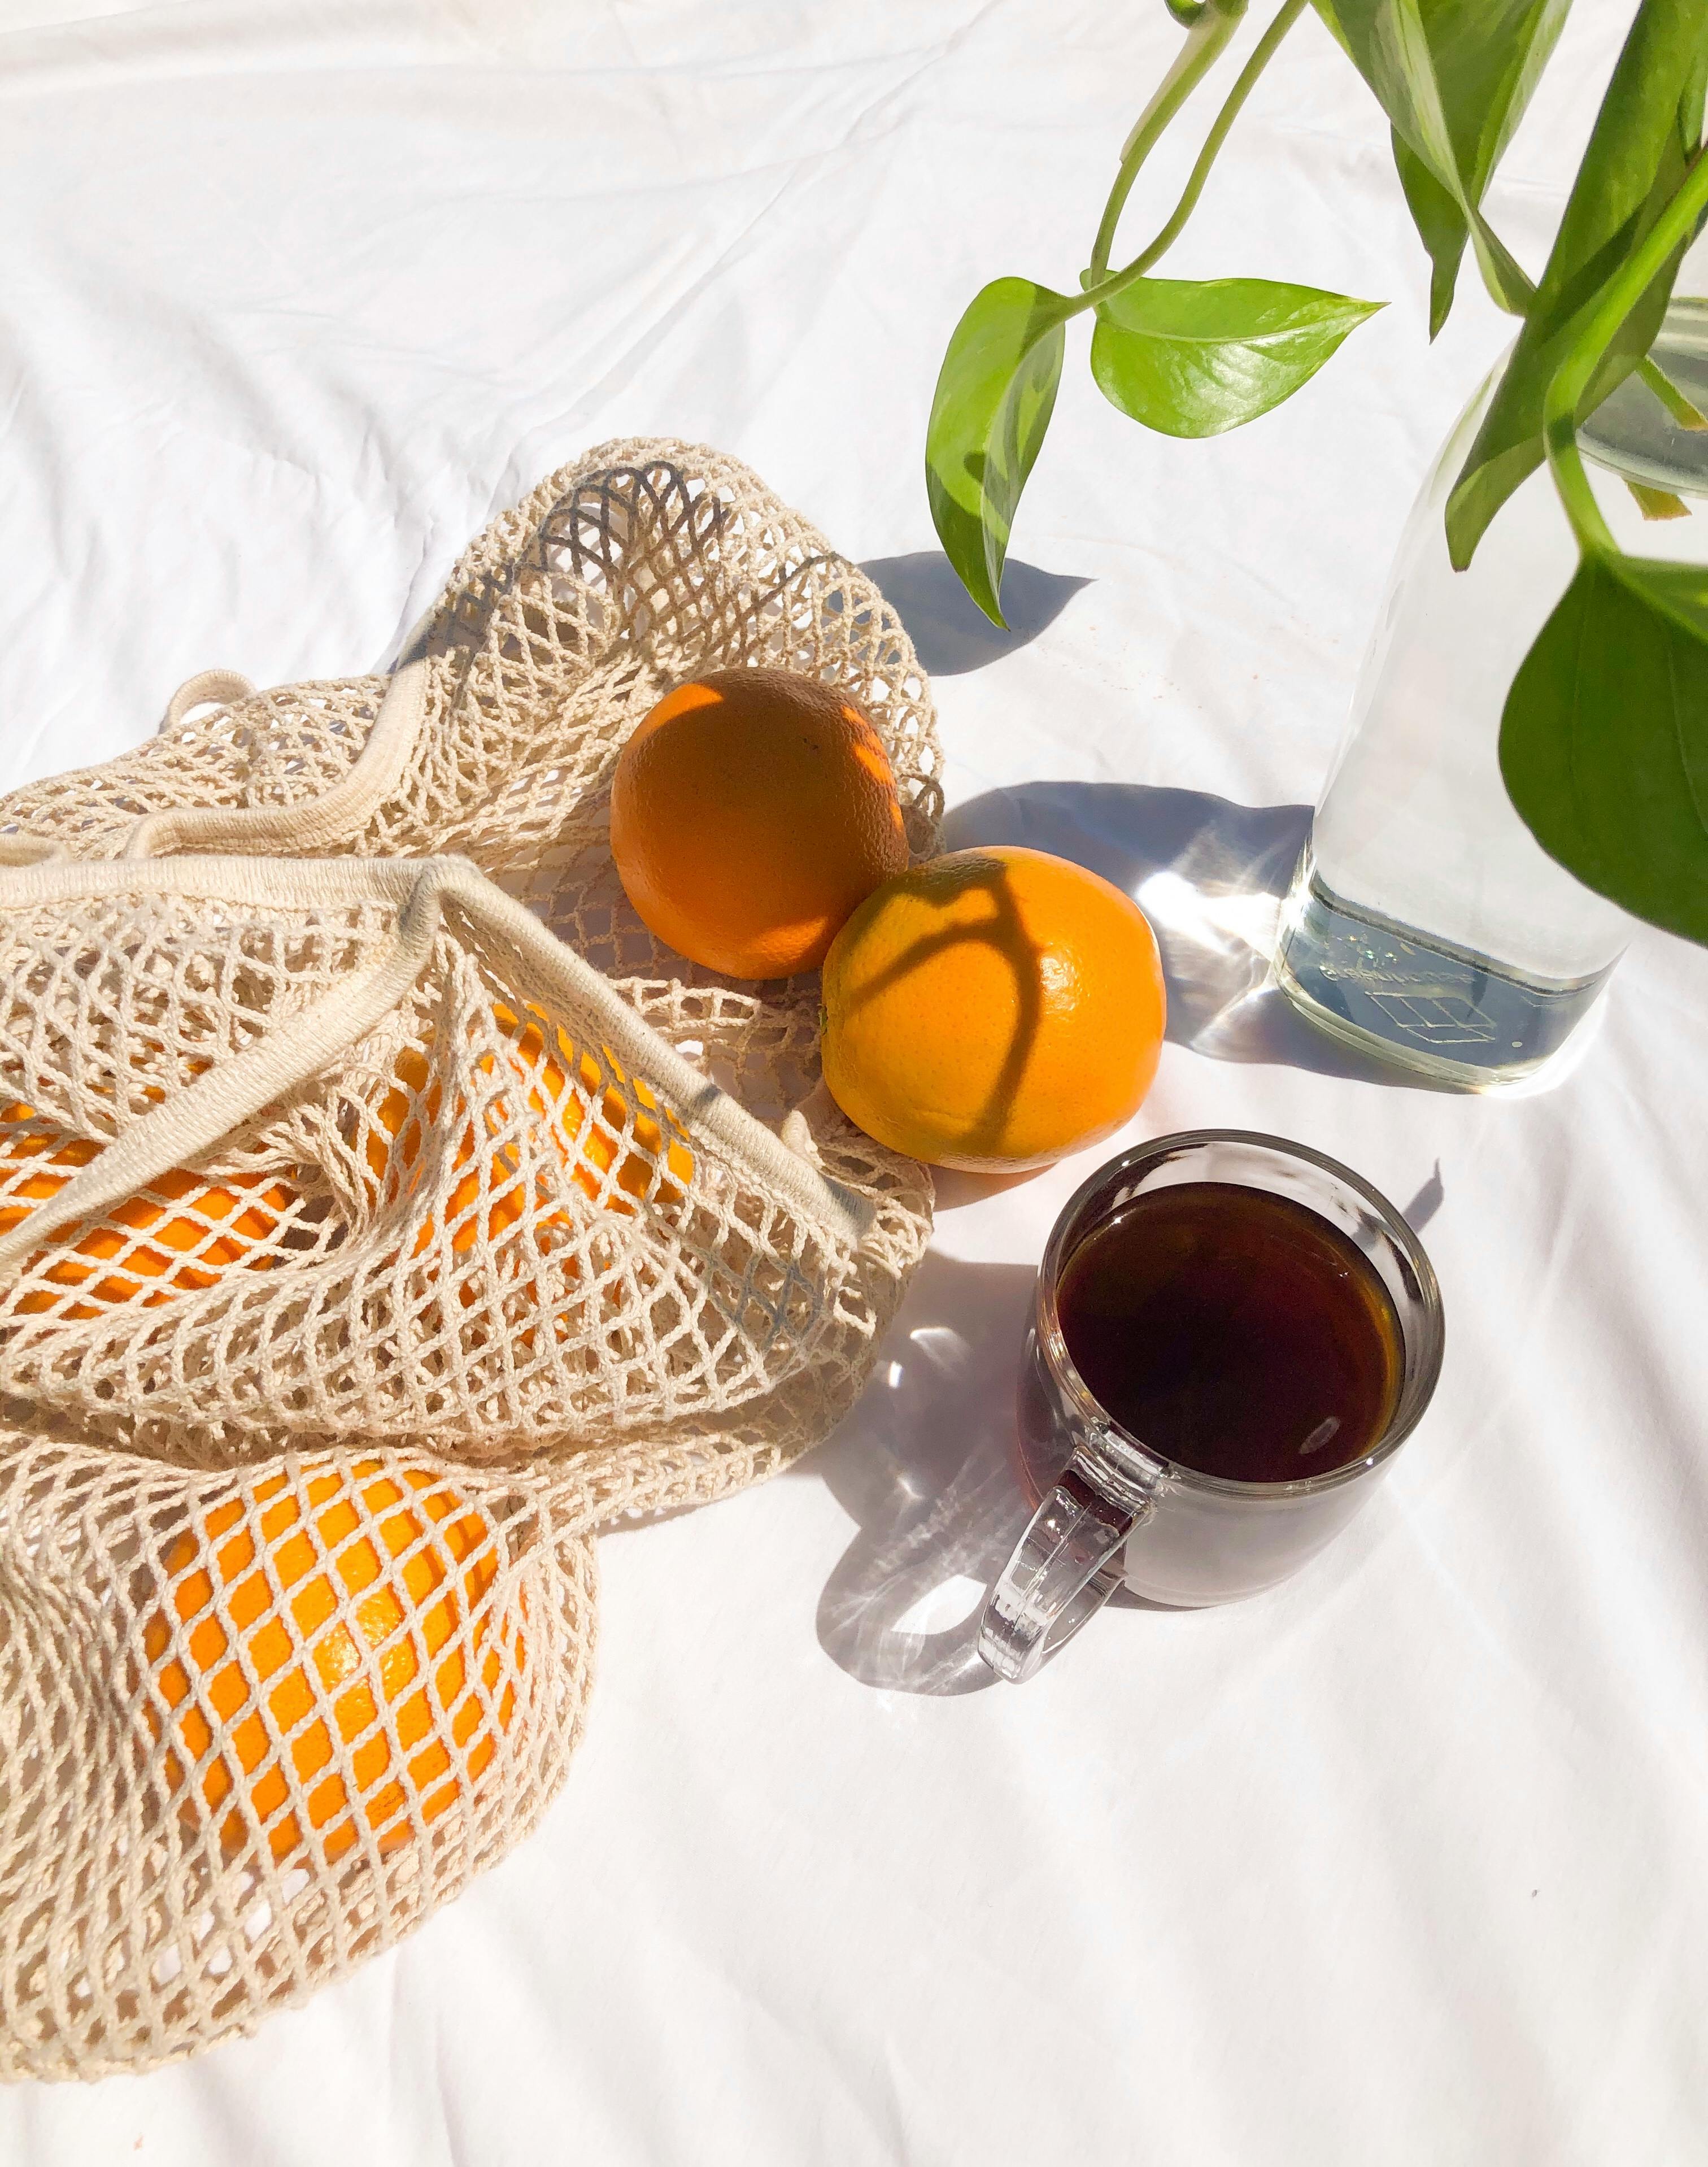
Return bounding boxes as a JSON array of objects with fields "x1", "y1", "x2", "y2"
[
  {"x1": 0, "y1": 999, "x2": 694, "y2": 1328},
  {"x1": 0, "y1": 858, "x2": 922, "y2": 1461},
  {"x1": 0, "y1": 445, "x2": 940, "y2": 2079},
  {"x1": 145, "y1": 1457, "x2": 525, "y2": 1864},
  {"x1": 368, "y1": 1002, "x2": 695, "y2": 1260},
  {"x1": 0, "y1": 856, "x2": 928, "y2": 2082},
  {"x1": 0, "y1": 1437, "x2": 585, "y2": 2079},
  {"x1": 0, "y1": 1111, "x2": 296, "y2": 1315}
]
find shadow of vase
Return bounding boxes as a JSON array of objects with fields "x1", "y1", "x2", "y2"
[{"x1": 944, "y1": 781, "x2": 1450, "y2": 1090}]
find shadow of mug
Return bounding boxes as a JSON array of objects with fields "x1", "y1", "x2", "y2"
[
  {"x1": 804, "y1": 1206, "x2": 1445, "y2": 1698},
  {"x1": 805, "y1": 1252, "x2": 1039, "y2": 1696}
]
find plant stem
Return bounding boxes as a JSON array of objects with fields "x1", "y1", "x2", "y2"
[
  {"x1": 1087, "y1": 0, "x2": 1246, "y2": 282},
  {"x1": 1084, "y1": 0, "x2": 1309, "y2": 309},
  {"x1": 1544, "y1": 145, "x2": 1708, "y2": 556},
  {"x1": 1637, "y1": 351, "x2": 1708, "y2": 429}
]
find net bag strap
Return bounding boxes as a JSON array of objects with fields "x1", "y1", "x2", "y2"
[
  {"x1": 0, "y1": 852, "x2": 874, "y2": 1281},
  {"x1": 160, "y1": 668, "x2": 258, "y2": 731},
  {"x1": 120, "y1": 658, "x2": 431, "y2": 861}
]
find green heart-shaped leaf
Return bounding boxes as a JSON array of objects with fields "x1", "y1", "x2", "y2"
[
  {"x1": 1315, "y1": 0, "x2": 1571, "y2": 325},
  {"x1": 1392, "y1": 129, "x2": 1468, "y2": 341},
  {"x1": 1500, "y1": 549, "x2": 1708, "y2": 941},
  {"x1": 1446, "y1": 0, "x2": 1708, "y2": 569},
  {"x1": 925, "y1": 277, "x2": 1075, "y2": 627},
  {"x1": 1089, "y1": 277, "x2": 1383, "y2": 437}
]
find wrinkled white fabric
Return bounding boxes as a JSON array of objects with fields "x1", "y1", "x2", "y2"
[{"x1": 5, "y1": 0, "x2": 1706, "y2": 2159}]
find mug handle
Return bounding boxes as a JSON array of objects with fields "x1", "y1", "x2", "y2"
[{"x1": 978, "y1": 1447, "x2": 1158, "y2": 1683}]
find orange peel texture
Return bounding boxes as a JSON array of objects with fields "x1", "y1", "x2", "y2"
[
  {"x1": 821, "y1": 845, "x2": 1166, "y2": 1172},
  {"x1": 609, "y1": 667, "x2": 910, "y2": 980}
]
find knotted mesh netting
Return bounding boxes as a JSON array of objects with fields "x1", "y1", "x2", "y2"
[{"x1": 0, "y1": 443, "x2": 938, "y2": 2077}]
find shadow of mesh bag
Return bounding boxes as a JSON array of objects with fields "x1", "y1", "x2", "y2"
[{"x1": 0, "y1": 442, "x2": 939, "y2": 2078}]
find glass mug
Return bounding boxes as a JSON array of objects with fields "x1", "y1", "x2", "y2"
[{"x1": 978, "y1": 1131, "x2": 1444, "y2": 1682}]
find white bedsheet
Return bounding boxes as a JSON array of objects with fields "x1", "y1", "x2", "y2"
[{"x1": 5, "y1": 3, "x2": 1706, "y2": 2160}]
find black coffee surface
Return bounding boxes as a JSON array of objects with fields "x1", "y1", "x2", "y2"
[{"x1": 1056, "y1": 1182, "x2": 1402, "y2": 1484}]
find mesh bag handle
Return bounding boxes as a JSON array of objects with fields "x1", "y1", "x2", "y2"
[
  {"x1": 0, "y1": 851, "x2": 873, "y2": 1281},
  {"x1": 0, "y1": 441, "x2": 939, "y2": 2077},
  {"x1": 119, "y1": 660, "x2": 431, "y2": 863}
]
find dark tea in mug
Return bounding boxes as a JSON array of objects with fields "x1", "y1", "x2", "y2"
[
  {"x1": 1055, "y1": 1181, "x2": 1404, "y2": 1485},
  {"x1": 986, "y1": 1132, "x2": 1444, "y2": 1659},
  {"x1": 988, "y1": 1135, "x2": 1439, "y2": 1655}
]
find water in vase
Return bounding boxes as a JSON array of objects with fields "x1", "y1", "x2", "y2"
[
  {"x1": 1276, "y1": 855, "x2": 1616, "y2": 1085},
  {"x1": 1276, "y1": 303, "x2": 1708, "y2": 1090}
]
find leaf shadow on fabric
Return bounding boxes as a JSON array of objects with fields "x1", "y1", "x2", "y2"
[
  {"x1": 860, "y1": 554, "x2": 1090, "y2": 676},
  {"x1": 944, "y1": 781, "x2": 1453, "y2": 1089}
]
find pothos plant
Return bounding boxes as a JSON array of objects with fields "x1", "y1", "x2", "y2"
[{"x1": 925, "y1": 0, "x2": 1708, "y2": 945}]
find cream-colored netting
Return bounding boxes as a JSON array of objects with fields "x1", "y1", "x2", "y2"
[
  {"x1": 0, "y1": 445, "x2": 939, "y2": 2077},
  {"x1": 0, "y1": 437, "x2": 943, "y2": 870}
]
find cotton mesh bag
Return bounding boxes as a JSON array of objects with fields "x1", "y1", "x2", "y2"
[{"x1": 0, "y1": 445, "x2": 940, "y2": 2077}]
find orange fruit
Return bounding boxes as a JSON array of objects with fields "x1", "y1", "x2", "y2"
[
  {"x1": 0, "y1": 995, "x2": 699, "y2": 1326},
  {"x1": 143, "y1": 1459, "x2": 524, "y2": 1864},
  {"x1": 365, "y1": 1004, "x2": 694, "y2": 1259},
  {"x1": 821, "y1": 846, "x2": 1166, "y2": 1171},
  {"x1": 609, "y1": 667, "x2": 910, "y2": 979},
  {"x1": 0, "y1": 1103, "x2": 297, "y2": 1319}
]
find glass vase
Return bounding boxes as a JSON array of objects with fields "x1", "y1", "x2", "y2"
[{"x1": 1276, "y1": 302, "x2": 1708, "y2": 1090}]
